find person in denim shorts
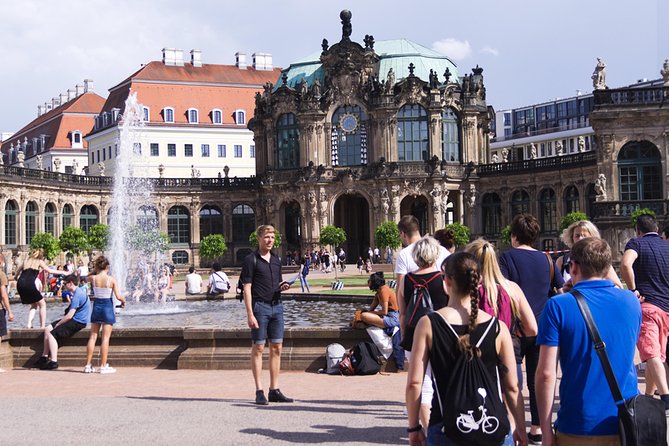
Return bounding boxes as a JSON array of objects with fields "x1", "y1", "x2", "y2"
[{"x1": 241, "y1": 225, "x2": 293, "y2": 405}]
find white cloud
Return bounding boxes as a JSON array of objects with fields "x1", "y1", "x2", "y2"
[
  {"x1": 431, "y1": 38, "x2": 472, "y2": 61},
  {"x1": 480, "y1": 46, "x2": 500, "y2": 56}
]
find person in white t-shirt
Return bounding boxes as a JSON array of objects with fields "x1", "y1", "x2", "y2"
[{"x1": 185, "y1": 266, "x2": 202, "y2": 294}]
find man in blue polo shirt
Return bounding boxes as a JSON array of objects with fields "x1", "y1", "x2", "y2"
[
  {"x1": 621, "y1": 214, "x2": 669, "y2": 409},
  {"x1": 34, "y1": 274, "x2": 91, "y2": 370},
  {"x1": 536, "y1": 238, "x2": 640, "y2": 446}
]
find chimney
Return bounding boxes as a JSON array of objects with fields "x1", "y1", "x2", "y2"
[
  {"x1": 75, "y1": 84, "x2": 84, "y2": 96},
  {"x1": 174, "y1": 49, "x2": 184, "y2": 66},
  {"x1": 84, "y1": 79, "x2": 93, "y2": 92},
  {"x1": 45, "y1": 102, "x2": 52, "y2": 112},
  {"x1": 52, "y1": 97, "x2": 60, "y2": 109},
  {"x1": 60, "y1": 92, "x2": 68, "y2": 104},
  {"x1": 252, "y1": 53, "x2": 273, "y2": 71},
  {"x1": 190, "y1": 49, "x2": 202, "y2": 67},
  {"x1": 37, "y1": 105, "x2": 43, "y2": 117},
  {"x1": 162, "y1": 47, "x2": 175, "y2": 65},
  {"x1": 235, "y1": 52, "x2": 247, "y2": 70},
  {"x1": 67, "y1": 89, "x2": 75, "y2": 101}
]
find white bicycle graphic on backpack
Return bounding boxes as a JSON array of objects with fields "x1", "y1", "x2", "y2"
[{"x1": 456, "y1": 388, "x2": 500, "y2": 434}]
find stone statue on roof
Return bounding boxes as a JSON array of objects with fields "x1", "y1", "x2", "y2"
[
  {"x1": 555, "y1": 140, "x2": 564, "y2": 156},
  {"x1": 97, "y1": 162, "x2": 105, "y2": 177},
  {"x1": 595, "y1": 173, "x2": 607, "y2": 201},
  {"x1": 72, "y1": 158, "x2": 79, "y2": 175},
  {"x1": 312, "y1": 79, "x2": 321, "y2": 98},
  {"x1": 340, "y1": 10, "x2": 352, "y2": 41},
  {"x1": 35, "y1": 155, "x2": 43, "y2": 170},
  {"x1": 385, "y1": 68, "x2": 395, "y2": 94},
  {"x1": 530, "y1": 143, "x2": 537, "y2": 160},
  {"x1": 491, "y1": 153, "x2": 499, "y2": 163},
  {"x1": 591, "y1": 57, "x2": 607, "y2": 90},
  {"x1": 429, "y1": 69, "x2": 439, "y2": 89},
  {"x1": 578, "y1": 136, "x2": 586, "y2": 152},
  {"x1": 661, "y1": 59, "x2": 669, "y2": 86}
]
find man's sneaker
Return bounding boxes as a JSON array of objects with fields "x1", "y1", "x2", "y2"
[
  {"x1": 98, "y1": 364, "x2": 116, "y2": 374},
  {"x1": 34, "y1": 356, "x2": 49, "y2": 368},
  {"x1": 41, "y1": 360, "x2": 58, "y2": 370},
  {"x1": 268, "y1": 388, "x2": 294, "y2": 403},
  {"x1": 528, "y1": 433, "x2": 542, "y2": 445},
  {"x1": 83, "y1": 364, "x2": 95, "y2": 374},
  {"x1": 255, "y1": 390, "x2": 269, "y2": 405}
]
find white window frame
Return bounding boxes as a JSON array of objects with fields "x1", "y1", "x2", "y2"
[
  {"x1": 164, "y1": 107, "x2": 175, "y2": 123},
  {"x1": 143, "y1": 107, "x2": 150, "y2": 122},
  {"x1": 212, "y1": 109, "x2": 223, "y2": 125},
  {"x1": 188, "y1": 108, "x2": 199, "y2": 124},
  {"x1": 234, "y1": 109, "x2": 246, "y2": 125},
  {"x1": 71, "y1": 130, "x2": 83, "y2": 148}
]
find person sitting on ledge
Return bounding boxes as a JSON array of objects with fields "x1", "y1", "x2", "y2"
[
  {"x1": 359, "y1": 272, "x2": 399, "y2": 330},
  {"x1": 207, "y1": 263, "x2": 230, "y2": 296},
  {"x1": 34, "y1": 274, "x2": 90, "y2": 370},
  {"x1": 185, "y1": 266, "x2": 202, "y2": 295}
]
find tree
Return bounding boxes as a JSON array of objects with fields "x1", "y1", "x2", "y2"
[
  {"x1": 319, "y1": 225, "x2": 347, "y2": 279},
  {"x1": 200, "y1": 234, "x2": 228, "y2": 260},
  {"x1": 559, "y1": 211, "x2": 588, "y2": 232},
  {"x1": 249, "y1": 230, "x2": 282, "y2": 249},
  {"x1": 58, "y1": 226, "x2": 89, "y2": 258},
  {"x1": 125, "y1": 225, "x2": 171, "y2": 255},
  {"x1": 374, "y1": 221, "x2": 401, "y2": 251},
  {"x1": 29, "y1": 232, "x2": 60, "y2": 261},
  {"x1": 501, "y1": 225, "x2": 512, "y2": 247},
  {"x1": 630, "y1": 208, "x2": 656, "y2": 228},
  {"x1": 87, "y1": 224, "x2": 110, "y2": 252},
  {"x1": 444, "y1": 223, "x2": 470, "y2": 248}
]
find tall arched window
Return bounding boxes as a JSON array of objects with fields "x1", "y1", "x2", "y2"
[
  {"x1": 482, "y1": 193, "x2": 502, "y2": 235},
  {"x1": 444, "y1": 200, "x2": 455, "y2": 225},
  {"x1": 25, "y1": 201, "x2": 38, "y2": 244},
  {"x1": 442, "y1": 108, "x2": 460, "y2": 162},
  {"x1": 4, "y1": 201, "x2": 17, "y2": 246},
  {"x1": 397, "y1": 104, "x2": 429, "y2": 161},
  {"x1": 44, "y1": 203, "x2": 56, "y2": 235},
  {"x1": 200, "y1": 205, "x2": 223, "y2": 239},
  {"x1": 62, "y1": 204, "x2": 73, "y2": 229},
  {"x1": 331, "y1": 105, "x2": 368, "y2": 166},
  {"x1": 80, "y1": 205, "x2": 99, "y2": 233},
  {"x1": 564, "y1": 186, "x2": 580, "y2": 214},
  {"x1": 167, "y1": 206, "x2": 190, "y2": 245},
  {"x1": 232, "y1": 204, "x2": 255, "y2": 242},
  {"x1": 510, "y1": 190, "x2": 530, "y2": 217},
  {"x1": 137, "y1": 206, "x2": 158, "y2": 231},
  {"x1": 618, "y1": 141, "x2": 662, "y2": 200},
  {"x1": 276, "y1": 113, "x2": 300, "y2": 169},
  {"x1": 539, "y1": 189, "x2": 557, "y2": 233}
]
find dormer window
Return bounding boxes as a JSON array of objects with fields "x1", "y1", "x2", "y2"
[
  {"x1": 71, "y1": 131, "x2": 83, "y2": 149},
  {"x1": 212, "y1": 109, "x2": 222, "y2": 124},
  {"x1": 143, "y1": 107, "x2": 150, "y2": 122},
  {"x1": 234, "y1": 110, "x2": 246, "y2": 125},
  {"x1": 164, "y1": 107, "x2": 174, "y2": 123},
  {"x1": 188, "y1": 108, "x2": 199, "y2": 124}
]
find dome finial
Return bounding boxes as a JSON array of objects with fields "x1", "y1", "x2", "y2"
[{"x1": 340, "y1": 10, "x2": 352, "y2": 41}]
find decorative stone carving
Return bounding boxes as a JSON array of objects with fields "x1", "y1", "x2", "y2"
[
  {"x1": 466, "y1": 183, "x2": 477, "y2": 208},
  {"x1": 190, "y1": 165, "x2": 201, "y2": 178},
  {"x1": 53, "y1": 157, "x2": 61, "y2": 172},
  {"x1": 319, "y1": 188, "x2": 328, "y2": 226},
  {"x1": 591, "y1": 57, "x2": 607, "y2": 90},
  {"x1": 430, "y1": 185, "x2": 442, "y2": 213},
  {"x1": 440, "y1": 188, "x2": 451, "y2": 214},
  {"x1": 97, "y1": 162, "x2": 105, "y2": 177},
  {"x1": 311, "y1": 79, "x2": 321, "y2": 98},
  {"x1": 35, "y1": 155, "x2": 43, "y2": 170},
  {"x1": 17, "y1": 151, "x2": 25, "y2": 168},
  {"x1": 555, "y1": 141, "x2": 564, "y2": 156},
  {"x1": 384, "y1": 68, "x2": 395, "y2": 94},
  {"x1": 662, "y1": 59, "x2": 669, "y2": 86},
  {"x1": 390, "y1": 185, "x2": 401, "y2": 214},
  {"x1": 594, "y1": 173, "x2": 607, "y2": 201},
  {"x1": 404, "y1": 179, "x2": 425, "y2": 197},
  {"x1": 308, "y1": 191, "x2": 318, "y2": 216},
  {"x1": 0, "y1": 152, "x2": 4, "y2": 165},
  {"x1": 501, "y1": 148, "x2": 509, "y2": 163},
  {"x1": 158, "y1": 164, "x2": 165, "y2": 178},
  {"x1": 530, "y1": 143, "x2": 537, "y2": 160},
  {"x1": 72, "y1": 158, "x2": 79, "y2": 175},
  {"x1": 578, "y1": 136, "x2": 586, "y2": 152},
  {"x1": 491, "y1": 153, "x2": 499, "y2": 163}
]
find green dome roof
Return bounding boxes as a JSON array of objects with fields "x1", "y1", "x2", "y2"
[{"x1": 277, "y1": 38, "x2": 459, "y2": 90}]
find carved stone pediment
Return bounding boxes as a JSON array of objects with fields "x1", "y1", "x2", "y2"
[{"x1": 396, "y1": 74, "x2": 428, "y2": 106}]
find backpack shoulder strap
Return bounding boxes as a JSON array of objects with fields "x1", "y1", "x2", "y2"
[
  {"x1": 475, "y1": 317, "x2": 497, "y2": 348},
  {"x1": 544, "y1": 252, "x2": 555, "y2": 287}
]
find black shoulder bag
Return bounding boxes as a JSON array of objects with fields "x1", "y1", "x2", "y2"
[{"x1": 572, "y1": 289, "x2": 667, "y2": 446}]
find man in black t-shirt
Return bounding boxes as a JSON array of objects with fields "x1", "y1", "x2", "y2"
[{"x1": 241, "y1": 225, "x2": 293, "y2": 405}]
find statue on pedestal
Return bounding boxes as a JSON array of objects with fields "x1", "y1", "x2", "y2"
[
  {"x1": 97, "y1": 162, "x2": 105, "y2": 177},
  {"x1": 501, "y1": 148, "x2": 509, "y2": 163},
  {"x1": 72, "y1": 158, "x2": 79, "y2": 175},
  {"x1": 17, "y1": 151, "x2": 25, "y2": 168},
  {"x1": 594, "y1": 173, "x2": 607, "y2": 201},
  {"x1": 556, "y1": 141, "x2": 564, "y2": 156},
  {"x1": 35, "y1": 155, "x2": 43, "y2": 170},
  {"x1": 591, "y1": 57, "x2": 607, "y2": 90},
  {"x1": 661, "y1": 59, "x2": 669, "y2": 86},
  {"x1": 578, "y1": 136, "x2": 586, "y2": 152},
  {"x1": 491, "y1": 153, "x2": 499, "y2": 163},
  {"x1": 530, "y1": 143, "x2": 537, "y2": 160},
  {"x1": 53, "y1": 158, "x2": 61, "y2": 172}
]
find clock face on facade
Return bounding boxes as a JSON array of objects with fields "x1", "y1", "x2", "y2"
[{"x1": 339, "y1": 113, "x2": 359, "y2": 134}]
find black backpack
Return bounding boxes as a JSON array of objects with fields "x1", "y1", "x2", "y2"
[
  {"x1": 432, "y1": 315, "x2": 510, "y2": 446},
  {"x1": 401, "y1": 272, "x2": 440, "y2": 350},
  {"x1": 349, "y1": 341, "x2": 382, "y2": 375}
]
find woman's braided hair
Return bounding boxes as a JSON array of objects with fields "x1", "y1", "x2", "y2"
[{"x1": 442, "y1": 252, "x2": 482, "y2": 358}]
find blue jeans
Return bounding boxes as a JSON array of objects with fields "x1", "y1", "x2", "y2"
[
  {"x1": 251, "y1": 301, "x2": 284, "y2": 344},
  {"x1": 427, "y1": 423, "x2": 514, "y2": 446},
  {"x1": 299, "y1": 275, "x2": 310, "y2": 292}
]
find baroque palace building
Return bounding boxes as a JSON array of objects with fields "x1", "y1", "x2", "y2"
[{"x1": 0, "y1": 10, "x2": 667, "y2": 268}]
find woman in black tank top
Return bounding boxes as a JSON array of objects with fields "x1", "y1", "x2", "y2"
[{"x1": 405, "y1": 252, "x2": 528, "y2": 446}]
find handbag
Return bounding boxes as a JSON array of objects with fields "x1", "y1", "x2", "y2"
[
  {"x1": 338, "y1": 352, "x2": 355, "y2": 376},
  {"x1": 572, "y1": 289, "x2": 667, "y2": 446}
]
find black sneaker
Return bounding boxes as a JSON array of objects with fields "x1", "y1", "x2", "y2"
[
  {"x1": 528, "y1": 433, "x2": 542, "y2": 445},
  {"x1": 255, "y1": 390, "x2": 268, "y2": 405},
  {"x1": 41, "y1": 360, "x2": 58, "y2": 370},
  {"x1": 268, "y1": 388, "x2": 293, "y2": 403},
  {"x1": 34, "y1": 356, "x2": 49, "y2": 368}
]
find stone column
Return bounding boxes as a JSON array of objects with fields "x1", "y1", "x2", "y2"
[
  {"x1": 428, "y1": 112, "x2": 442, "y2": 160},
  {"x1": 0, "y1": 198, "x2": 5, "y2": 247},
  {"x1": 190, "y1": 202, "x2": 201, "y2": 246}
]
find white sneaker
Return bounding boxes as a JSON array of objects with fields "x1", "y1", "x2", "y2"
[
  {"x1": 83, "y1": 364, "x2": 95, "y2": 374},
  {"x1": 98, "y1": 364, "x2": 116, "y2": 374}
]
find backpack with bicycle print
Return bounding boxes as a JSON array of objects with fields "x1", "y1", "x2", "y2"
[{"x1": 429, "y1": 314, "x2": 510, "y2": 446}]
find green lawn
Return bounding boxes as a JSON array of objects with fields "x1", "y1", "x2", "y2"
[{"x1": 318, "y1": 288, "x2": 376, "y2": 296}]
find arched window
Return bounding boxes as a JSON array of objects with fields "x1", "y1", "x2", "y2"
[
  {"x1": 4, "y1": 201, "x2": 17, "y2": 246},
  {"x1": 276, "y1": 113, "x2": 300, "y2": 169},
  {"x1": 187, "y1": 108, "x2": 199, "y2": 124},
  {"x1": 137, "y1": 206, "x2": 158, "y2": 231},
  {"x1": 163, "y1": 107, "x2": 174, "y2": 123},
  {"x1": 442, "y1": 108, "x2": 460, "y2": 162},
  {"x1": 539, "y1": 189, "x2": 557, "y2": 233},
  {"x1": 235, "y1": 110, "x2": 246, "y2": 125},
  {"x1": 167, "y1": 206, "x2": 190, "y2": 245},
  {"x1": 80, "y1": 205, "x2": 99, "y2": 233},
  {"x1": 232, "y1": 204, "x2": 255, "y2": 242},
  {"x1": 618, "y1": 141, "x2": 662, "y2": 200},
  {"x1": 397, "y1": 104, "x2": 429, "y2": 161},
  {"x1": 44, "y1": 203, "x2": 56, "y2": 235},
  {"x1": 25, "y1": 201, "x2": 38, "y2": 244},
  {"x1": 200, "y1": 205, "x2": 223, "y2": 239},
  {"x1": 212, "y1": 109, "x2": 222, "y2": 124},
  {"x1": 564, "y1": 186, "x2": 580, "y2": 214},
  {"x1": 482, "y1": 194, "x2": 502, "y2": 235},
  {"x1": 172, "y1": 250, "x2": 189, "y2": 265},
  {"x1": 510, "y1": 190, "x2": 530, "y2": 217},
  {"x1": 331, "y1": 105, "x2": 368, "y2": 166},
  {"x1": 62, "y1": 204, "x2": 73, "y2": 229}
]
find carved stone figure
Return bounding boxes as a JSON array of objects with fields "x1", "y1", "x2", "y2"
[
  {"x1": 530, "y1": 143, "x2": 537, "y2": 160},
  {"x1": 312, "y1": 79, "x2": 321, "y2": 98},
  {"x1": 263, "y1": 197, "x2": 274, "y2": 216},
  {"x1": 429, "y1": 69, "x2": 439, "y2": 89},
  {"x1": 390, "y1": 185, "x2": 401, "y2": 213},
  {"x1": 17, "y1": 151, "x2": 25, "y2": 168},
  {"x1": 158, "y1": 164, "x2": 165, "y2": 178},
  {"x1": 35, "y1": 155, "x2": 43, "y2": 170},
  {"x1": 578, "y1": 136, "x2": 586, "y2": 152},
  {"x1": 308, "y1": 191, "x2": 317, "y2": 216},
  {"x1": 556, "y1": 141, "x2": 564, "y2": 156},
  {"x1": 385, "y1": 68, "x2": 395, "y2": 94},
  {"x1": 53, "y1": 157, "x2": 61, "y2": 172},
  {"x1": 299, "y1": 79, "x2": 308, "y2": 97},
  {"x1": 72, "y1": 158, "x2": 79, "y2": 175},
  {"x1": 97, "y1": 162, "x2": 105, "y2": 177},
  {"x1": 501, "y1": 148, "x2": 509, "y2": 163},
  {"x1": 190, "y1": 165, "x2": 200, "y2": 178},
  {"x1": 591, "y1": 57, "x2": 607, "y2": 90},
  {"x1": 319, "y1": 188, "x2": 328, "y2": 225},
  {"x1": 340, "y1": 9, "x2": 352, "y2": 40},
  {"x1": 595, "y1": 173, "x2": 607, "y2": 201},
  {"x1": 467, "y1": 184, "x2": 476, "y2": 208},
  {"x1": 492, "y1": 153, "x2": 499, "y2": 163},
  {"x1": 662, "y1": 59, "x2": 669, "y2": 86}
]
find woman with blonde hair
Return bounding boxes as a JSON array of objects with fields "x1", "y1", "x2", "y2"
[
  {"x1": 14, "y1": 249, "x2": 68, "y2": 329},
  {"x1": 84, "y1": 255, "x2": 126, "y2": 373},
  {"x1": 557, "y1": 220, "x2": 623, "y2": 287}
]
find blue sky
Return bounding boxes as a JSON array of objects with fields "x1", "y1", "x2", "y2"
[{"x1": 0, "y1": 0, "x2": 665, "y2": 132}]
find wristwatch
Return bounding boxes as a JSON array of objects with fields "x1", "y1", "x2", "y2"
[{"x1": 406, "y1": 424, "x2": 422, "y2": 433}]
